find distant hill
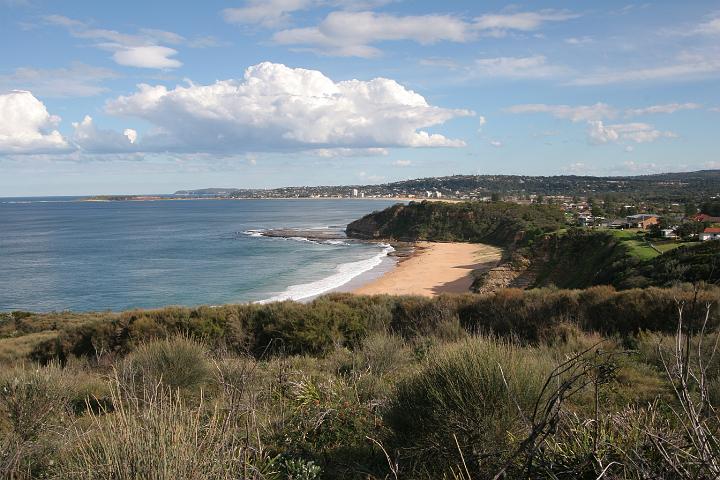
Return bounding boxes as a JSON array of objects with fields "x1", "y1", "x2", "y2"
[{"x1": 175, "y1": 169, "x2": 720, "y2": 200}]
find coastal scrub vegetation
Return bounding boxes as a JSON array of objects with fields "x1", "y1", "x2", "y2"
[
  {"x1": 346, "y1": 200, "x2": 566, "y2": 246},
  {"x1": 2, "y1": 285, "x2": 720, "y2": 478}
]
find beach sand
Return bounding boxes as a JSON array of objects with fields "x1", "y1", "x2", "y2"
[{"x1": 353, "y1": 242, "x2": 502, "y2": 297}]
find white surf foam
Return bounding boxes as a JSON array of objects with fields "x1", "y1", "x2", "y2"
[
  {"x1": 257, "y1": 243, "x2": 394, "y2": 303},
  {"x1": 323, "y1": 239, "x2": 350, "y2": 246},
  {"x1": 242, "y1": 229, "x2": 265, "y2": 237}
]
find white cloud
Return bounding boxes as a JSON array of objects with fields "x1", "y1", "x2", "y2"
[
  {"x1": 272, "y1": 9, "x2": 578, "y2": 57},
  {"x1": 568, "y1": 52, "x2": 720, "y2": 85},
  {"x1": 419, "y1": 57, "x2": 461, "y2": 69},
  {"x1": 505, "y1": 101, "x2": 679, "y2": 147},
  {"x1": 473, "y1": 10, "x2": 578, "y2": 36},
  {"x1": 112, "y1": 46, "x2": 181, "y2": 69},
  {"x1": 71, "y1": 116, "x2": 137, "y2": 153},
  {"x1": 625, "y1": 102, "x2": 702, "y2": 116},
  {"x1": 0, "y1": 90, "x2": 70, "y2": 154},
  {"x1": 473, "y1": 55, "x2": 568, "y2": 79},
  {"x1": 693, "y1": 13, "x2": 720, "y2": 36},
  {"x1": 311, "y1": 147, "x2": 388, "y2": 157},
  {"x1": 489, "y1": 140, "x2": 503, "y2": 147},
  {"x1": 477, "y1": 115, "x2": 486, "y2": 132},
  {"x1": 273, "y1": 11, "x2": 471, "y2": 57},
  {"x1": 0, "y1": 63, "x2": 117, "y2": 98},
  {"x1": 393, "y1": 159, "x2": 412, "y2": 166},
  {"x1": 43, "y1": 15, "x2": 208, "y2": 69},
  {"x1": 504, "y1": 103, "x2": 616, "y2": 122},
  {"x1": 564, "y1": 36, "x2": 593, "y2": 45},
  {"x1": 223, "y1": 0, "x2": 314, "y2": 28},
  {"x1": 587, "y1": 121, "x2": 677, "y2": 145},
  {"x1": 105, "y1": 62, "x2": 472, "y2": 152}
]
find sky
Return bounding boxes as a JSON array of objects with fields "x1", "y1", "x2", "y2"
[{"x1": 1, "y1": 0, "x2": 719, "y2": 196}]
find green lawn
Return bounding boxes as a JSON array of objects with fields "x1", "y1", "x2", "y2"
[
  {"x1": 652, "y1": 241, "x2": 683, "y2": 254},
  {"x1": 603, "y1": 228, "x2": 660, "y2": 260}
]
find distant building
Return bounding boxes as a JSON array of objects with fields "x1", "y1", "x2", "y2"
[
  {"x1": 352, "y1": 188, "x2": 358, "y2": 197},
  {"x1": 360, "y1": 192, "x2": 365, "y2": 198},
  {"x1": 625, "y1": 214, "x2": 659, "y2": 229},
  {"x1": 435, "y1": 191, "x2": 442, "y2": 198},
  {"x1": 661, "y1": 228, "x2": 678, "y2": 239},
  {"x1": 700, "y1": 227, "x2": 720, "y2": 241},
  {"x1": 578, "y1": 214, "x2": 605, "y2": 227}
]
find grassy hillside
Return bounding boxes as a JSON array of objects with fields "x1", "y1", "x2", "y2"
[
  {"x1": 2, "y1": 287, "x2": 720, "y2": 478},
  {"x1": 346, "y1": 200, "x2": 565, "y2": 246},
  {"x1": 531, "y1": 229, "x2": 720, "y2": 290}
]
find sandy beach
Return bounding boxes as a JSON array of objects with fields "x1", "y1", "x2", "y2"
[{"x1": 353, "y1": 242, "x2": 502, "y2": 297}]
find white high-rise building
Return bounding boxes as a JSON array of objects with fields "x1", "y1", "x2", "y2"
[{"x1": 352, "y1": 188, "x2": 358, "y2": 197}]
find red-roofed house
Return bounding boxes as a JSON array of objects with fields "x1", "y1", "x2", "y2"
[
  {"x1": 693, "y1": 213, "x2": 720, "y2": 223},
  {"x1": 700, "y1": 227, "x2": 720, "y2": 241}
]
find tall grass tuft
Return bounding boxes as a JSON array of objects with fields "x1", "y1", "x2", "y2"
[
  {"x1": 57, "y1": 375, "x2": 276, "y2": 479},
  {"x1": 386, "y1": 337, "x2": 554, "y2": 476},
  {"x1": 117, "y1": 336, "x2": 213, "y2": 399},
  {"x1": 0, "y1": 362, "x2": 75, "y2": 478}
]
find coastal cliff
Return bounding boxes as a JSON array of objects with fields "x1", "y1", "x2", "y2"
[{"x1": 345, "y1": 200, "x2": 565, "y2": 246}]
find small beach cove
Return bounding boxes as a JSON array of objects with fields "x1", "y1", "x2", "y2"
[{"x1": 353, "y1": 242, "x2": 503, "y2": 297}]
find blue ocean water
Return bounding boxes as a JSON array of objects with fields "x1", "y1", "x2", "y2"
[{"x1": 0, "y1": 198, "x2": 398, "y2": 312}]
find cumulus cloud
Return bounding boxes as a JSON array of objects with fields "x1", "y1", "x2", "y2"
[
  {"x1": 473, "y1": 55, "x2": 569, "y2": 79},
  {"x1": 71, "y1": 116, "x2": 137, "y2": 153},
  {"x1": 587, "y1": 121, "x2": 677, "y2": 144},
  {"x1": 0, "y1": 90, "x2": 70, "y2": 154},
  {"x1": 625, "y1": 102, "x2": 702, "y2": 116},
  {"x1": 504, "y1": 103, "x2": 616, "y2": 122},
  {"x1": 0, "y1": 63, "x2": 117, "y2": 98},
  {"x1": 105, "y1": 62, "x2": 472, "y2": 152},
  {"x1": 489, "y1": 139, "x2": 503, "y2": 147},
  {"x1": 393, "y1": 159, "x2": 412, "y2": 166},
  {"x1": 272, "y1": 9, "x2": 577, "y2": 57}
]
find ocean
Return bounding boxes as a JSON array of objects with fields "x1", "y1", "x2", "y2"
[{"x1": 0, "y1": 197, "x2": 400, "y2": 312}]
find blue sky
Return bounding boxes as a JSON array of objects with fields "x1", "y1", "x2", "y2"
[{"x1": 1, "y1": 0, "x2": 719, "y2": 195}]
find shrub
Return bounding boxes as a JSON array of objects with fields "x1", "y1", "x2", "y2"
[
  {"x1": 280, "y1": 375, "x2": 384, "y2": 477},
  {"x1": 386, "y1": 338, "x2": 554, "y2": 476},
  {"x1": 0, "y1": 363, "x2": 77, "y2": 478},
  {"x1": 0, "y1": 363, "x2": 73, "y2": 442},
  {"x1": 118, "y1": 336, "x2": 213, "y2": 398},
  {"x1": 357, "y1": 333, "x2": 408, "y2": 377}
]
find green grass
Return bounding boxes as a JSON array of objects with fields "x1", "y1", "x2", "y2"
[
  {"x1": 652, "y1": 241, "x2": 684, "y2": 253},
  {"x1": 602, "y1": 228, "x2": 660, "y2": 260}
]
